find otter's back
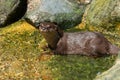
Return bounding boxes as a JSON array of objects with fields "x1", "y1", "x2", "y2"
[{"x1": 56, "y1": 32, "x2": 105, "y2": 55}]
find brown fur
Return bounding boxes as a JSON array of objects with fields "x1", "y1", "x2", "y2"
[
  {"x1": 39, "y1": 22, "x2": 120, "y2": 57},
  {"x1": 55, "y1": 32, "x2": 120, "y2": 57}
]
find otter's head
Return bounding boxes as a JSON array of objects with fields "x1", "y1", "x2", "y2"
[
  {"x1": 39, "y1": 22, "x2": 62, "y2": 50},
  {"x1": 39, "y1": 22, "x2": 58, "y2": 32}
]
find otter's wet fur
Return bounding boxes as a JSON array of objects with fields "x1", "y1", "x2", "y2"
[{"x1": 39, "y1": 22, "x2": 120, "y2": 57}]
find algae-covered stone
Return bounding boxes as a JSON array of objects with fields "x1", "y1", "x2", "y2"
[
  {"x1": 25, "y1": 0, "x2": 86, "y2": 29},
  {"x1": 83, "y1": 0, "x2": 120, "y2": 28},
  {"x1": 0, "y1": 0, "x2": 27, "y2": 27}
]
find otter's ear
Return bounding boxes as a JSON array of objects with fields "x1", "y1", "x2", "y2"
[
  {"x1": 52, "y1": 22, "x2": 63, "y2": 37},
  {"x1": 57, "y1": 27, "x2": 63, "y2": 37},
  {"x1": 53, "y1": 22, "x2": 60, "y2": 27},
  {"x1": 53, "y1": 22, "x2": 58, "y2": 25},
  {"x1": 39, "y1": 23, "x2": 44, "y2": 27}
]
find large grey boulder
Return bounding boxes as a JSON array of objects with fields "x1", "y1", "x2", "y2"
[
  {"x1": 0, "y1": 0, "x2": 27, "y2": 27},
  {"x1": 25, "y1": 0, "x2": 87, "y2": 29}
]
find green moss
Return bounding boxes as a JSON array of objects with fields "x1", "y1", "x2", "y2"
[
  {"x1": 0, "y1": 21, "x2": 48, "y2": 79},
  {"x1": 49, "y1": 55, "x2": 116, "y2": 80},
  {"x1": 0, "y1": 20, "x2": 119, "y2": 80}
]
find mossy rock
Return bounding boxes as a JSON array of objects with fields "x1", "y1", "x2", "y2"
[{"x1": 83, "y1": 0, "x2": 120, "y2": 29}]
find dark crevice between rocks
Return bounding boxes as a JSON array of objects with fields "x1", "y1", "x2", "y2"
[{"x1": 1, "y1": 0, "x2": 27, "y2": 27}]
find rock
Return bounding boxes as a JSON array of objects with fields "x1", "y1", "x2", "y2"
[
  {"x1": 25, "y1": 0, "x2": 86, "y2": 29},
  {"x1": 94, "y1": 52, "x2": 120, "y2": 80},
  {"x1": 82, "y1": 0, "x2": 120, "y2": 28},
  {"x1": 77, "y1": 0, "x2": 92, "y2": 5},
  {"x1": 0, "y1": 0, "x2": 27, "y2": 27}
]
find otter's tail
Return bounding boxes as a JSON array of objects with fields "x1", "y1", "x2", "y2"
[{"x1": 109, "y1": 43, "x2": 120, "y2": 55}]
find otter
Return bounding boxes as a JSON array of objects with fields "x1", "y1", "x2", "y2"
[{"x1": 39, "y1": 22, "x2": 120, "y2": 57}]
